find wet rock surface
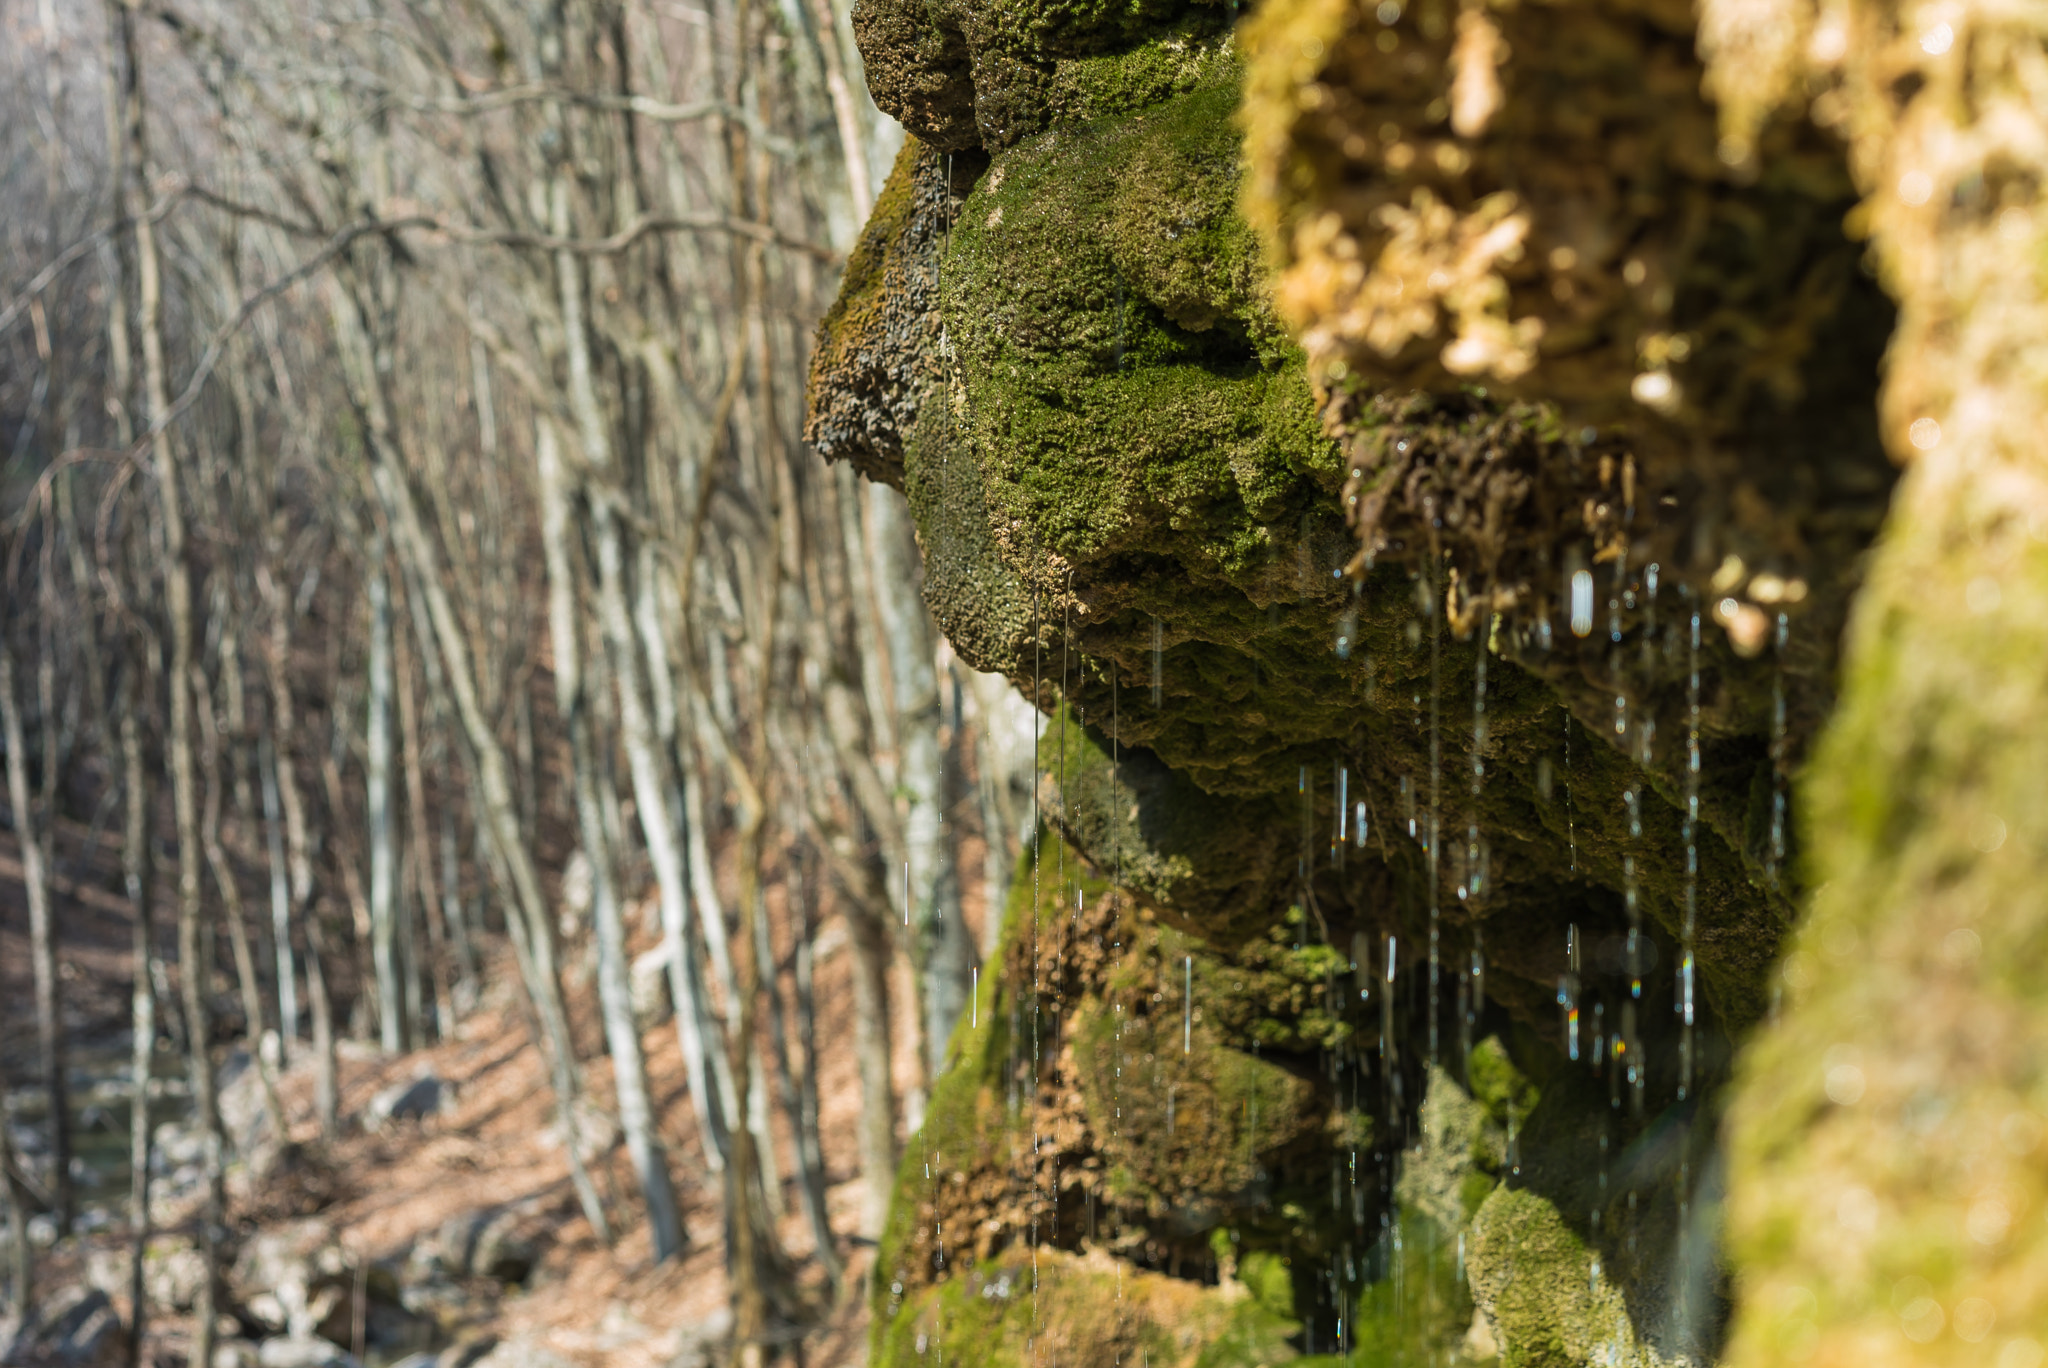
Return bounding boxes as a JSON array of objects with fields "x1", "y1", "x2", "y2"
[
  {"x1": 3, "y1": 1285, "x2": 128, "y2": 1367},
  {"x1": 807, "y1": 0, "x2": 1925, "y2": 1356}
]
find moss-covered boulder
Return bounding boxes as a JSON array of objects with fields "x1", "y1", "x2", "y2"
[
  {"x1": 875, "y1": 1244, "x2": 1302, "y2": 1368},
  {"x1": 806, "y1": 0, "x2": 1939, "y2": 1355}
]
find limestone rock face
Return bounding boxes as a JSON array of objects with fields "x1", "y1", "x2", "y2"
[{"x1": 808, "y1": 0, "x2": 1921, "y2": 1359}]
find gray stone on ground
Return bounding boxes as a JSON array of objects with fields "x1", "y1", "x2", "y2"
[
  {"x1": 407, "y1": 1204, "x2": 544, "y2": 1289},
  {"x1": 20, "y1": 1285, "x2": 128, "y2": 1367},
  {"x1": 466, "y1": 1337, "x2": 575, "y2": 1368},
  {"x1": 218, "y1": 1048, "x2": 277, "y2": 1161},
  {"x1": 365, "y1": 1074, "x2": 448, "y2": 1132},
  {"x1": 255, "y1": 1335, "x2": 361, "y2": 1368},
  {"x1": 630, "y1": 945, "x2": 672, "y2": 1029},
  {"x1": 86, "y1": 1235, "x2": 208, "y2": 1311},
  {"x1": 231, "y1": 1220, "x2": 355, "y2": 1340}
]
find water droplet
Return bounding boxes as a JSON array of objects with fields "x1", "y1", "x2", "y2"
[{"x1": 1570, "y1": 570, "x2": 1595, "y2": 637}]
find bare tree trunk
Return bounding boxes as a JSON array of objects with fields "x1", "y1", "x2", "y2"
[
  {"x1": 193, "y1": 658, "x2": 287, "y2": 1145},
  {"x1": 366, "y1": 555, "x2": 402, "y2": 1053},
  {"x1": 257, "y1": 733, "x2": 296, "y2": 1052},
  {"x1": 119, "y1": 659, "x2": 154, "y2": 1365},
  {"x1": 95, "y1": 27, "x2": 157, "y2": 1350},
  {"x1": 630, "y1": 547, "x2": 728, "y2": 1170},
  {"x1": 0, "y1": 640, "x2": 70, "y2": 1237},
  {"x1": 765, "y1": 850, "x2": 840, "y2": 1291},
  {"x1": 333, "y1": 279, "x2": 612, "y2": 1240},
  {"x1": 537, "y1": 414, "x2": 686, "y2": 1260},
  {"x1": 963, "y1": 665, "x2": 1029, "y2": 956},
  {"x1": 681, "y1": 747, "x2": 761, "y2": 1193},
  {"x1": 843, "y1": 886, "x2": 898, "y2": 1239},
  {"x1": 440, "y1": 805, "x2": 479, "y2": 1004},
  {"x1": 319, "y1": 751, "x2": 375, "y2": 1008},
  {"x1": 727, "y1": 800, "x2": 799, "y2": 1363},
  {"x1": 256, "y1": 593, "x2": 337, "y2": 1134},
  {"x1": 396, "y1": 619, "x2": 455, "y2": 1037},
  {"x1": 124, "y1": 18, "x2": 225, "y2": 1352},
  {"x1": 0, "y1": 1077, "x2": 28, "y2": 1318},
  {"x1": 301, "y1": 913, "x2": 338, "y2": 1137},
  {"x1": 686, "y1": 748, "x2": 783, "y2": 1216}
]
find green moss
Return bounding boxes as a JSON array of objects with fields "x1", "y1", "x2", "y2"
[
  {"x1": 1395, "y1": 1051, "x2": 1531, "y2": 1236},
  {"x1": 813, "y1": 139, "x2": 921, "y2": 377},
  {"x1": 944, "y1": 61, "x2": 1325, "y2": 587},
  {"x1": 1465, "y1": 1186, "x2": 1662, "y2": 1368},
  {"x1": 1032, "y1": 703, "x2": 1296, "y2": 939},
  {"x1": 823, "y1": 3, "x2": 1872, "y2": 1361},
  {"x1": 873, "y1": 1247, "x2": 1298, "y2": 1368},
  {"x1": 1069, "y1": 949, "x2": 1325, "y2": 1217},
  {"x1": 1720, "y1": 458, "x2": 2048, "y2": 1364},
  {"x1": 1045, "y1": 20, "x2": 1241, "y2": 128},
  {"x1": 1467, "y1": 1038, "x2": 1539, "y2": 1138},
  {"x1": 870, "y1": 842, "x2": 1045, "y2": 1323}
]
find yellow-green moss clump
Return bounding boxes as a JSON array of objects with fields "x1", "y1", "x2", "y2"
[{"x1": 875, "y1": 1245, "x2": 1301, "y2": 1368}]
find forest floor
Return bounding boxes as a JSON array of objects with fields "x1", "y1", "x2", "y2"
[{"x1": 0, "y1": 791, "x2": 984, "y2": 1367}]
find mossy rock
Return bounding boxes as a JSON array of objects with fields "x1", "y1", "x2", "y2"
[
  {"x1": 875, "y1": 826, "x2": 1345, "y2": 1321},
  {"x1": 874, "y1": 1246, "x2": 1301, "y2": 1368},
  {"x1": 1466, "y1": 1184, "x2": 1695, "y2": 1368},
  {"x1": 817, "y1": 0, "x2": 1916, "y2": 1356}
]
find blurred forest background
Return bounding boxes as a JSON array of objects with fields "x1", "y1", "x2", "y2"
[{"x1": 0, "y1": 2, "x2": 1034, "y2": 1364}]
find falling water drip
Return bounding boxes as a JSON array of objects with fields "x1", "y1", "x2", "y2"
[
  {"x1": 1463, "y1": 946, "x2": 1484, "y2": 1072},
  {"x1": 1183, "y1": 955, "x2": 1192, "y2": 1054},
  {"x1": 1462, "y1": 618, "x2": 1490, "y2": 906},
  {"x1": 1623, "y1": 782, "x2": 1646, "y2": 1119},
  {"x1": 1607, "y1": 999, "x2": 1623, "y2": 1110},
  {"x1": 1337, "y1": 580, "x2": 1359, "y2": 660},
  {"x1": 1768, "y1": 612, "x2": 1789, "y2": 887},
  {"x1": 1563, "y1": 924, "x2": 1582, "y2": 1060},
  {"x1": 1680, "y1": 596, "x2": 1700, "y2": 1102},
  {"x1": 1427, "y1": 563, "x2": 1442, "y2": 1066},
  {"x1": 1333, "y1": 764, "x2": 1348, "y2": 869},
  {"x1": 1029, "y1": 592, "x2": 1043, "y2": 1311},
  {"x1": 1299, "y1": 765, "x2": 1313, "y2": 883},
  {"x1": 1609, "y1": 554, "x2": 1626, "y2": 645},
  {"x1": 1570, "y1": 566, "x2": 1595, "y2": 638},
  {"x1": 1563, "y1": 711, "x2": 1577, "y2": 873},
  {"x1": 1150, "y1": 615, "x2": 1163, "y2": 707},
  {"x1": 1380, "y1": 935, "x2": 1398, "y2": 1124},
  {"x1": 1457, "y1": 972, "x2": 1472, "y2": 1074},
  {"x1": 903, "y1": 860, "x2": 911, "y2": 927}
]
